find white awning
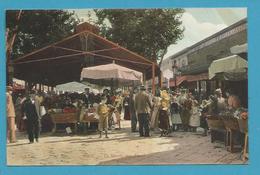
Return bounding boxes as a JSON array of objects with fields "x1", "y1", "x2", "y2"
[
  {"x1": 230, "y1": 43, "x2": 247, "y2": 54},
  {"x1": 208, "y1": 55, "x2": 247, "y2": 80},
  {"x1": 56, "y1": 81, "x2": 94, "y2": 93}
]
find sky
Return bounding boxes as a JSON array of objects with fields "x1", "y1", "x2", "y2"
[{"x1": 73, "y1": 8, "x2": 247, "y2": 60}]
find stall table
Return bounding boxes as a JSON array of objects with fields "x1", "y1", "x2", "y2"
[
  {"x1": 222, "y1": 117, "x2": 241, "y2": 153},
  {"x1": 206, "y1": 115, "x2": 227, "y2": 144},
  {"x1": 50, "y1": 112, "x2": 78, "y2": 133},
  {"x1": 80, "y1": 113, "x2": 99, "y2": 133}
]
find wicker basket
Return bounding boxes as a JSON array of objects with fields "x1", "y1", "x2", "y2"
[
  {"x1": 222, "y1": 117, "x2": 240, "y2": 131},
  {"x1": 237, "y1": 118, "x2": 248, "y2": 133},
  {"x1": 206, "y1": 116, "x2": 225, "y2": 130}
]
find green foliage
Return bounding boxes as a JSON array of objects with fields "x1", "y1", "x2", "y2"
[
  {"x1": 94, "y1": 9, "x2": 185, "y2": 62},
  {"x1": 6, "y1": 10, "x2": 79, "y2": 59}
]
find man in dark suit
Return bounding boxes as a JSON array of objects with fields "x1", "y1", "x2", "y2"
[
  {"x1": 82, "y1": 88, "x2": 95, "y2": 107},
  {"x1": 22, "y1": 91, "x2": 41, "y2": 143},
  {"x1": 83, "y1": 88, "x2": 90, "y2": 107}
]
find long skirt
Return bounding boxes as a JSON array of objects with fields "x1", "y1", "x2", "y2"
[
  {"x1": 124, "y1": 106, "x2": 131, "y2": 120},
  {"x1": 151, "y1": 106, "x2": 159, "y2": 129},
  {"x1": 189, "y1": 114, "x2": 200, "y2": 127},
  {"x1": 180, "y1": 109, "x2": 191, "y2": 126},
  {"x1": 158, "y1": 110, "x2": 170, "y2": 130},
  {"x1": 171, "y1": 113, "x2": 182, "y2": 125}
]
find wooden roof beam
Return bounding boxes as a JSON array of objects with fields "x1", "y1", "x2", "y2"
[
  {"x1": 14, "y1": 30, "x2": 90, "y2": 62},
  {"x1": 52, "y1": 46, "x2": 121, "y2": 54},
  {"x1": 85, "y1": 31, "x2": 155, "y2": 65},
  {"x1": 13, "y1": 49, "x2": 152, "y2": 67}
]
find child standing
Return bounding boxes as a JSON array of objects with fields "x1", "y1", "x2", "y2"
[{"x1": 97, "y1": 95, "x2": 109, "y2": 138}]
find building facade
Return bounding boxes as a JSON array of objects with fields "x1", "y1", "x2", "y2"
[{"x1": 161, "y1": 18, "x2": 247, "y2": 102}]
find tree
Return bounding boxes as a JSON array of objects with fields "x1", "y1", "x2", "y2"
[
  {"x1": 6, "y1": 10, "x2": 79, "y2": 60},
  {"x1": 94, "y1": 9, "x2": 185, "y2": 64},
  {"x1": 6, "y1": 10, "x2": 79, "y2": 85}
]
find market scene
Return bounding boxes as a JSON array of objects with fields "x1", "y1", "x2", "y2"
[{"x1": 6, "y1": 9, "x2": 248, "y2": 165}]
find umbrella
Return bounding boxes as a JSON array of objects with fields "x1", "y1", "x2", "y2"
[{"x1": 80, "y1": 63, "x2": 143, "y2": 86}]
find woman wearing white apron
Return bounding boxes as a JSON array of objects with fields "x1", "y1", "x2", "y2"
[{"x1": 189, "y1": 100, "x2": 201, "y2": 132}]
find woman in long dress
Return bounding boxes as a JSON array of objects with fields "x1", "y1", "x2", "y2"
[
  {"x1": 181, "y1": 98, "x2": 192, "y2": 132},
  {"x1": 170, "y1": 95, "x2": 182, "y2": 131},
  {"x1": 189, "y1": 100, "x2": 201, "y2": 132},
  {"x1": 158, "y1": 99, "x2": 170, "y2": 136},
  {"x1": 123, "y1": 93, "x2": 131, "y2": 120},
  {"x1": 113, "y1": 93, "x2": 123, "y2": 129},
  {"x1": 150, "y1": 96, "x2": 161, "y2": 130}
]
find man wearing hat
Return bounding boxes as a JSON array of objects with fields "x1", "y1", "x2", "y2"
[
  {"x1": 135, "y1": 85, "x2": 152, "y2": 137},
  {"x1": 6, "y1": 86, "x2": 17, "y2": 143},
  {"x1": 215, "y1": 88, "x2": 226, "y2": 113},
  {"x1": 22, "y1": 90, "x2": 41, "y2": 143}
]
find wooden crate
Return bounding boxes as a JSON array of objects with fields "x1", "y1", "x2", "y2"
[{"x1": 222, "y1": 117, "x2": 240, "y2": 131}]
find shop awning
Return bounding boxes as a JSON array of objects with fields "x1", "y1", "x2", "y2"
[
  {"x1": 208, "y1": 55, "x2": 247, "y2": 81},
  {"x1": 169, "y1": 73, "x2": 208, "y2": 87},
  {"x1": 230, "y1": 43, "x2": 247, "y2": 54}
]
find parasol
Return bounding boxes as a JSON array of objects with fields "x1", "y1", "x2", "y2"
[{"x1": 80, "y1": 62, "x2": 143, "y2": 86}]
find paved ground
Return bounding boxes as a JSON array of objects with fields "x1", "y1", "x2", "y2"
[{"x1": 7, "y1": 120, "x2": 246, "y2": 165}]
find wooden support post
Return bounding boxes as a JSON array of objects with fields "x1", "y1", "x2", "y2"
[
  {"x1": 243, "y1": 132, "x2": 248, "y2": 161},
  {"x1": 143, "y1": 72, "x2": 146, "y2": 86},
  {"x1": 160, "y1": 71, "x2": 163, "y2": 88},
  {"x1": 152, "y1": 63, "x2": 155, "y2": 95}
]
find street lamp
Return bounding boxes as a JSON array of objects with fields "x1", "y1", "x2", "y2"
[{"x1": 172, "y1": 60, "x2": 178, "y2": 90}]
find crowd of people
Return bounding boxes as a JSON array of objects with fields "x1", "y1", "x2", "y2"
[{"x1": 6, "y1": 83, "x2": 246, "y2": 143}]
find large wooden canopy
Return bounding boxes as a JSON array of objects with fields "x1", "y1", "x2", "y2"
[{"x1": 13, "y1": 30, "x2": 159, "y2": 88}]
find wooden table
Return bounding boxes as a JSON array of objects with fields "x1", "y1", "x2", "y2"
[
  {"x1": 80, "y1": 113, "x2": 99, "y2": 133},
  {"x1": 50, "y1": 112, "x2": 78, "y2": 133},
  {"x1": 222, "y1": 117, "x2": 241, "y2": 153},
  {"x1": 206, "y1": 115, "x2": 226, "y2": 144}
]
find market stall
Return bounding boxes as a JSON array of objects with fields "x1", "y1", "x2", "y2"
[{"x1": 207, "y1": 54, "x2": 248, "y2": 158}]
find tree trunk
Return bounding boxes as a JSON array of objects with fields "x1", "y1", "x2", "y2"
[{"x1": 6, "y1": 10, "x2": 22, "y2": 86}]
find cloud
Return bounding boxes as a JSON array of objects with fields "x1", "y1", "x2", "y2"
[{"x1": 164, "y1": 12, "x2": 227, "y2": 59}]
